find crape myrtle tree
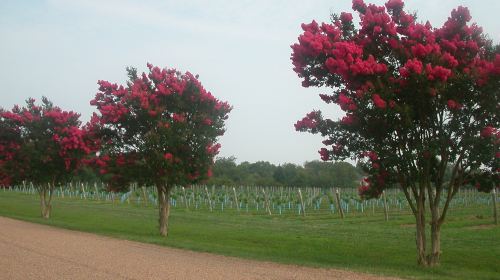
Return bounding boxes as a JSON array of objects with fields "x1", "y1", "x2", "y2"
[
  {"x1": 292, "y1": 0, "x2": 499, "y2": 266},
  {"x1": 0, "y1": 97, "x2": 94, "y2": 218},
  {"x1": 0, "y1": 108, "x2": 19, "y2": 187},
  {"x1": 89, "y1": 64, "x2": 231, "y2": 237}
]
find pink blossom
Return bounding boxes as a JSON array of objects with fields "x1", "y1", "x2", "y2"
[
  {"x1": 172, "y1": 113, "x2": 186, "y2": 123},
  {"x1": 164, "y1": 153, "x2": 174, "y2": 161},
  {"x1": 340, "y1": 12, "x2": 353, "y2": 22},
  {"x1": 203, "y1": 118, "x2": 213, "y2": 125},
  {"x1": 447, "y1": 99, "x2": 460, "y2": 110},
  {"x1": 319, "y1": 148, "x2": 330, "y2": 161},
  {"x1": 352, "y1": 0, "x2": 367, "y2": 12},
  {"x1": 385, "y1": 0, "x2": 404, "y2": 11},
  {"x1": 341, "y1": 114, "x2": 355, "y2": 125},
  {"x1": 389, "y1": 100, "x2": 396, "y2": 108},
  {"x1": 372, "y1": 94, "x2": 387, "y2": 109},
  {"x1": 480, "y1": 126, "x2": 496, "y2": 138}
]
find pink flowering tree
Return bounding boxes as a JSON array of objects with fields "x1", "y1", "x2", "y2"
[
  {"x1": 0, "y1": 108, "x2": 20, "y2": 188},
  {"x1": 292, "y1": 0, "x2": 499, "y2": 266},
  {"x1": 90, "y1": 64, "x2": 231, "y2": 237},
  {"x1": 0, "y1": 97, "x2": 93, "y2": 218}
]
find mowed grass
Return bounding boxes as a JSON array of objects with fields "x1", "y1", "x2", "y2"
[{"x1": 0, "y1": 191, "x2": 498, "y2": 279}]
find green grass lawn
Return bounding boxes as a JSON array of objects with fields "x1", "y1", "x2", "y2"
[{"x1": 0, "y1": 191, "x2": 498, "y2": 279}]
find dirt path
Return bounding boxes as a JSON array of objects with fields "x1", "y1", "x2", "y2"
[{"x1": 0, "y1": 217, "x2": 399, "y2": 280}]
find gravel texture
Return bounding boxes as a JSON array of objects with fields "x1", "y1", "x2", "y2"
[{"x1": 0, "y1": 217, "x2": 399, "y2": 280}]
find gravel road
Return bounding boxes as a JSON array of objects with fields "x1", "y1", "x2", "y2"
[{"x1": 0, "y1": 217, "x2": 399, "y2": 280}]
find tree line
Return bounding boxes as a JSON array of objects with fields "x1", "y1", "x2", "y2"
[{"x1": 206, "y1": 157, "x2": 363, "y2": 188}]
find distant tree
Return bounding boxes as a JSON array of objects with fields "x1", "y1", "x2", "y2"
[
  {"x1": 247, "y1": 161, "x2": 278, "y2": 186},
  {"x1": 208, "y1": 156, "x2": 239, "y2": 186},
  {"x1": 292, "y1": 0, "x2": 499, "y2": 266},
  {"x1": 303, "y1": 161, "x2": 362, "y2": 188},
  {"x1": 0, "y1": 97, "x2": 93, "y2": 218},
  {"x1": 334, "y1": 161, "x2": 363, "y2": 187},
  {"x1": 208, "y1": 158, "x2": 360, "y2": 188},
  {"x1": 89, "y1": 64, "x2": 231, "y2": 236}
]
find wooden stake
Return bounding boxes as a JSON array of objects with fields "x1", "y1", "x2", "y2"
[
  {"x1": 262, "y1": 189, "x2": 271, "y2": 215},
  {"x1": 205, "y1": 186, "x2": 213, "y2": 212},
  {"x1": 233, "y1": 187, "x2": 240, "y2": 212},
  {"x1": 94, "y1": 182, "x2": 99, "y2": 200},
  {"x1": 382, "y1": 190, "x2": 389, "y2": 221},
  {"x1": 492, "y1": 189, "x2": 498, "y2": 225},
  {"x1": 298, "y1": 189, "x2": 305, "y2": 216},
  {"x1": 81, "y1": 183, "x2": 86, "y2": 199},
  {"x1": 182, "y1": 186, "x2": 188, "y2": 209},
  {"x1": 335, "y1": 189, "x2": 344, "y2": 219},
  {"x1": 142, "y1": 186, "x2": 148, "y2": 207}
]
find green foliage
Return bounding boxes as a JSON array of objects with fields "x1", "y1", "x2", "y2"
[{"x1": 206, "y1": 157, "x2": 363, "y2": 188}]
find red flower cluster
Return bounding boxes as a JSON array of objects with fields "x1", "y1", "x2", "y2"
[
  {"x1": 399, "y1": 58, "x2": 423, "y2": 77},
  {"x1": 446, "y1": 99, "x2": 462, "y2": 110},
  {"x1": 425, "y1": 64, "x2": 452, "y2": 82},
  {"x1": 319, "y1": 148, "x2": 330, "y2": 161},
  {"x1": 480, "y1": 126, "x2": 497, "y2": 138},
  {"x1": 372, "y1": 94, "x2": 387, "y2": 109},
  {"x1": 340, "y1": 12, "x2": 353, "y2": 23},
  {"x1": 206, "y1": 143, "x2": 221, "y2": 156},
  {"x1": 341, "y1": 114, "x2": 355, "y2": 125},
  {"x1": 294, "y1": 111, "x2": 321, "y2": 131},
  {"x1": 164, "y1": 153, "x2": 174, "y2": 161}
]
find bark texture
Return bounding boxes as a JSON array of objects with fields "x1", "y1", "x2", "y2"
[{"x1": 157, "y1": 183, "x2": 172, "y2": 237}]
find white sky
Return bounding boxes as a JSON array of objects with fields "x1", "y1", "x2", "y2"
[{"x1": 1, "y1": 0, "x2": 499, "y2": 165}]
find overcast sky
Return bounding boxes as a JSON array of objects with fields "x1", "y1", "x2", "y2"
[{"x1": 1, "y1": 0, "x2": 499, "y2": 165}]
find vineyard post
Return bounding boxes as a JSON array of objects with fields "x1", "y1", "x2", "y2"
[
  {"x1": 298, "y1": 189, "x2": 306, "y2": 216},
  {"x1": 142, "y1": 186, "x2": 148, "y2": 207},
  {"x1": 262, "y1": 189, "x2": 272, "y2": 216},
  {"x1": 382, "y1": 190, "x2": 389, "y2": 221},
  {"x1": 192, "y1": 190, "x2": 196, "y2": 209},
  {"x1": 205, "y1": 186, "x2": 213, "y2": 212},
  {"x1": 233, "y1": 187, "x2": 240, "y2": 212},
  {"x1": 81, "y1": 183, "x2": 86, "y2": 199},
  {"x1": 493, "y1": 189, "x2": 498, "y2": 225},
  {"x1": 465, "y1": 189, "x2": 469, "y2": 207},
  {"x1": 182, "y1": 186, "x2": 188, "y2": 209},
  {"x1": 335, "y1": 189, "x2": 344, "y2": 219},
  {"x1": 94, "y1": 182, "x2": 99, "y2": 200}
]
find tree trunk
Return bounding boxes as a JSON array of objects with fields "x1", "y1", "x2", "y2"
[
  {"x1": 413, "y1": 187, "x2": 443, "y2": 267},
  {"x1": 415, "y1": 191, "x2": 427, "y2": 266},
  {"x1": 427, "y1": 222, "x2": 441, "y2": 266},
  {"x1": 157, "y1": 183, "x2": 172, "y2": 237},
  {"x1": 427, "y1": 203, "x2": 441, "y2": 266},
  {"x1": 39, "y1": 186, "x2": 53, "y2": 219}
]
